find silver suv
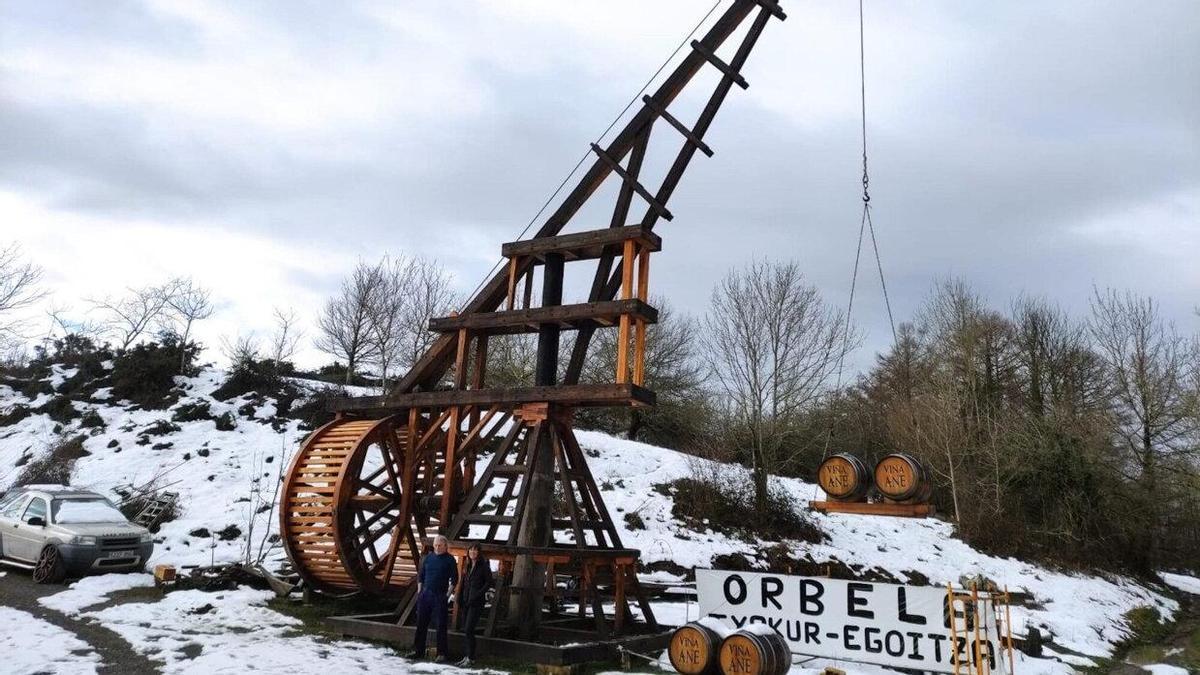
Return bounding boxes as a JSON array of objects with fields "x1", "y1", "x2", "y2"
[{"x1": 0, "y1": 485, "x2": 154, "y2": 583}]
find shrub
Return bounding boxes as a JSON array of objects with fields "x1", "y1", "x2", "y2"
[
  {"x1": 1123, "y1": 606, "x2": 1173, "y2": 647},
  {"x1": 39, "y1": 395, "x2": 79, "y2": 424},
  {"x1": 667, "y1": 467, "x2": 823, "y2": 545},
  {"x1": 0, "y1": 404, "x2": 32, "y2": 427},
  {"x1": 172, "y1": 400, "x2": 214, "y2": 423},
  {"x1": 14, "y1": 435, "x2": 90, "y2": 487},
  {"x1": 623, "y1": 512, "x2": 646, "y2": 530},
  {"x1": 287, "y1": 386, "x2": 345, "y2": 430},
  {"x1": 110, "y1": 338, "x2": 197, "y2": 409},
  {"x1": 141, "y1": 419, "x2": 181, "y2": 437},
  {"x1": 79, "y1": 409, "x2": 105, "y2": 429},
  {"x1": 214, "y1": 412, "x2": 237, "y2": 431}
]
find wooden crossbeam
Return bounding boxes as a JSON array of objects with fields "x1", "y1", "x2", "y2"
[
  {"x1": 500, "y1": 224, "x2": 662, "y2": 261},
  {"x1": 641, "y1": 95, "x2": 713, "y2": 157},
  {"x1": 589, "y1": 143, "x2": 673, "y2": 221},
  {"x1": 690, "y1": 40, "x2": 749, "y2": 89},
  {"x1": 428, "y1": 299, "x2": 657, "y2": 336}
]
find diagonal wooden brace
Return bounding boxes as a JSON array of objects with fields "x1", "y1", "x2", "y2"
[
  {"x1": 589, "y1": 143, "x2": 673, "y2": 221},
  {"x1": 690, "y1": 40, "x2": 749, "y2": 89},
  {"x1": 642, "y1": 95, "x2": 713, "y2": 157}
]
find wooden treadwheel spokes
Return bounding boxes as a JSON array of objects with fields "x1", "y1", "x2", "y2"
[{"x1": 280, "y1": 416, "x2": 423, "y2": 595}]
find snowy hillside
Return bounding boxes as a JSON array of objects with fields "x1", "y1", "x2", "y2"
[{"x1": 0, "y1": 365, "x2": 1194, "y2": 674}]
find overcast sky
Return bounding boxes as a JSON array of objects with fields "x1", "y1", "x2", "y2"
[{"x1": 1, "y1": 0, "x2": 1196, "y2": 372}]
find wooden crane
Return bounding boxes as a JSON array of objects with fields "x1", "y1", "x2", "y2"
[{"x1": 279, "y1": 0, "x2": 787, "y2": 640}]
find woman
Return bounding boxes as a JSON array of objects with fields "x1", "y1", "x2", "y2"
[{"x1": 456, "y1": 542, "x2": 493, "y2": 667}]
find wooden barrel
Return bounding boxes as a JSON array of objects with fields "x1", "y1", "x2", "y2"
[
  {"x1": 873, "y1": 452, "x2": 933, "y2": 503},
  {"x1": 718, "y1": 627, "x2": 790, "y2": 675},
  {"x1": 816, "y1": 453, "x2": 871, "y2": 502},
  {"x1": 669, "y1": 621, "x2": 723, "y2": 675}
]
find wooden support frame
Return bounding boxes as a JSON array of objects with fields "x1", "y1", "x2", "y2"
[{"x1": 288, "y1": 0, "x2": 785, "y2": 651}]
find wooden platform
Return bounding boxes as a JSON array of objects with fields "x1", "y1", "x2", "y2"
[
  {"x1": 501, "y1": 224, "x2": 661, "y2": 262},
  {"x1": 429, "y1": 299, "x2": 657, "y2": 336},
  {"x1": 329, "y1": 383, "x2": 655, "y2": 413},
  {"x1": 809, "y1": 500, "x2": 936, "y2": 518},
  {"x1": 327, "y1": 613, "x2": 672, "y2": 665}
]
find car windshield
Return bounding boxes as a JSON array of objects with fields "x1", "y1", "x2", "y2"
[{"x1": 52, "y1": 498, "x2": 127, "y2": 524}]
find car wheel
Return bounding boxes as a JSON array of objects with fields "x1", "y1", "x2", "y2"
[{"x1": 32, "y1": 545, "x2": 67, "y2": 584}]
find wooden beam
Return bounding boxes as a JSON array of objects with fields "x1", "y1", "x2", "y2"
[
  {"x1": 501, "y1": 224, "x2": 661, "y2": 261},
  {"x1": 690, "y1": 40, "x2": 749, "y2": 89},
  {"x1": 330, "y1": 383, "x2": 656, "y2": 413},
  {"x1": 429, "y1": 299, "x2": 657, "y2": 335}
]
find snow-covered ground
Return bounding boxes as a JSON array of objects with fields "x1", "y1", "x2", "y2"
[
  {"x1": 0, "y1": 606, "x2": 102, "y2": 674},
  {"x1": 1, "y1": 366, "x2": 1196, "y2": 674}
]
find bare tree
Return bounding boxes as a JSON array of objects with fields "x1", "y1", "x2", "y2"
[
  {"x1": 1089, "y1": 287, "x2": 1198, "y2": 566},
  {"x1": 269, "y1": 307, "x2": 302, "y2": 377},
  {"x1": 703, "y1": 260, "x2": 850, "y2": 512},
  {"x1": 315, "y1": 261, "x2": 381, "y2": 385},
  {"x1": 222, "y1": 332, "x2": 262, "y2": 373},
  {"x1": 0, "y1": 244, "x2": 46, "y2": 341},
  {"x1": 888, "y1": 379, "x2": 968, "y2": 521},
  {"x1": 396, "y1": 257, "x2": 456, "y2": 370},
  {"x1": 89, "y1": 281, "x2": 176, "y2": 351},
  {"x1": 160, "y1": 277, "x2": 214, "y2": 373},
  {"x1": 581, "y1": 299, "x2": 708, "y2": 442},
  {"x1": 364, "y1": 255, "x2": 456, "y2": 393},
  {"x1": 365, "y1": 257, "x2": 413, "y2": 393}
]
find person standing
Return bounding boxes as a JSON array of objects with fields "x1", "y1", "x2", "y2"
[
  {"x1": 409, "y1": 535, "x2": 458, "y2": 662},
  {"x1": 455, "y1": 543, "x2": 493, "y2": 667}
]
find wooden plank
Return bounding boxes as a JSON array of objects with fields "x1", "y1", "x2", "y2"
[
  {"x1": 330, "y1": 383, "x2": 656, "y2": 412},
  {"x1": 501, "y1": 225, "x2": 662, "y2": 261},
  {"x1": 808, "y1": 500, "x2": 936, "y2": 517},
  {"x1": 428, "y1": 299, "x2": 657, "y2": 335},
  {"x1": 641, "y1": 95, "x2": 713, "y2": 157},
  {"x1": 690, "y1": 39, "x2": 749, "y2": 89}
]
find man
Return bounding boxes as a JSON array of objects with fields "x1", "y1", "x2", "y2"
[{"x1": 409, "y1": 535, "x2": 458, "y2": 662}]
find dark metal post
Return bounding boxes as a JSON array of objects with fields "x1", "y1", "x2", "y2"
[
  {"x1": 535, "y1": 253, "x2": 564, "y2": 385},
  {"x1": 509, "y1": 253, "x2": 564, "y2": 636}
]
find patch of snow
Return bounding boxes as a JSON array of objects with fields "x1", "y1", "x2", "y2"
[
  {"x1": 84, "y1": 587, "x2": 482, "y2": 673},
  {"x1": 1159, "y1": 571, "x2": 1200, "y2": 595},
  {"x1": 1141, "y1": 665, "x2": 1189, "y2": 675},
  {"x1": 39, "y1": 573, "x2": 157, "y2": 615},
  {"x1": 0, "y1": 606, "x2": 102, "y2": 674},
  {"x1": 1041, "y1": 646, "x2": 1098, "y2": 668},
  {"x1": 53, "y1": 498, "x2": 128, "y2": 524}
]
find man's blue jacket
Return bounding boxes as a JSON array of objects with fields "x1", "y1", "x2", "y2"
[{"x1": 420, "y1": 552, "x2": 459, "y2": 595}]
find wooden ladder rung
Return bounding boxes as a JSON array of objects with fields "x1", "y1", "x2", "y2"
[
  {"x1": 642, "y1": 95, "x2": 713, "y2": 157},
  {"x1": 690, "y1": 40, "x2": 749, "y2": 89},
  {"x1": 589, "y1": 144, "x2": 673, "y2": 221}
]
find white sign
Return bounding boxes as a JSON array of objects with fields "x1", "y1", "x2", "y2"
[{"x1": 696, "y1": 569, "x2": 1003, "y2": 673}]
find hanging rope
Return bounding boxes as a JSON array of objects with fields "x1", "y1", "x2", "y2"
[{"x1": 816, "y1": 0, "x2": 899, "y2": 474}]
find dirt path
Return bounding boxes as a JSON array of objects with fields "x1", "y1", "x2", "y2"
[{"x1": 0, "y1": 569, "x2": 160, "y2": 674}]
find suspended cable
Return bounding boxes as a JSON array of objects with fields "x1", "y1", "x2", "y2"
[
  {"x1": 817, "y1": 0, "x2": 901, "y2": 470},
  {"x1": 458, "y1": 0, "x2": 725, "y2": 310}
]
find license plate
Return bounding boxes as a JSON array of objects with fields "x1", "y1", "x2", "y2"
[{"x1": 106, "y1": 550, "x2": 133, "y2": 559}]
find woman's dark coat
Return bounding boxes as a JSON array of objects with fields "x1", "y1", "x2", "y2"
[{"x1": 458, "y1": 557, "x2": 493, "y2": 608}]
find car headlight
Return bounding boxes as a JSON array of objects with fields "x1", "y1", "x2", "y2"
[
  {"x1": 139, "y1": 532, "x2": 153, "y2": 543},
  {"x1": 71, "y1": 535, "x2": 97, "y2": 546}
]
